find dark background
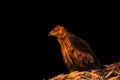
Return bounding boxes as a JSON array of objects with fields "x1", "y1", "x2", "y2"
[
  {"x1": 46, "y1": 14, "x2": 120, "y2": 79},
  {"x1": 3, "y1": 4, "x2": 120, "y2": 80}
]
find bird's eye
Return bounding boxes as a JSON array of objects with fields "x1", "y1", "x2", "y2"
[{"x1": 55, "y1": 28, "x2": 61, "y2": 32}]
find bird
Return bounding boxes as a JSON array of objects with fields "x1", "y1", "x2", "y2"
[{"x1": 48, "y1": 25, "x2": 101, "y2": 72}]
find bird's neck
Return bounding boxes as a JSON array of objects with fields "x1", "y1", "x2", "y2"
[
  {"x1": 57, "y1": 36, "x2": 73, "y2": 64},
  {"x1": 57, "y1": 35, "x2": 70, "y2": 47}
]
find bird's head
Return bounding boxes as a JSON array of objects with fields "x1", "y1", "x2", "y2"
[{"x1": 48, "y1": 25, "x2": 67, "y2": 38}]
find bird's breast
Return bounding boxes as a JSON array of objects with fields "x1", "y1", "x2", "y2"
[{"x1": 58, "y1": 39, "x2": 73, "y2": 64}]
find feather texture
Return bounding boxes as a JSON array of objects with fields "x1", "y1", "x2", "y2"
[{"x1": 48, "y1": 25, "x2": 101, "y2": 72}]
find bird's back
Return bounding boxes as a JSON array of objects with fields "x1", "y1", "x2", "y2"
[{"x1": 58, "y1": 32, "x2": 101, "y2": 72}]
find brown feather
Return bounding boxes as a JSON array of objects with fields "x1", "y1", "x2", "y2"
[{"x1": 48, "y1": 25, "x2": 101, "y2": 72}]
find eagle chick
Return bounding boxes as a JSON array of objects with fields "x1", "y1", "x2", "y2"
[{"x1": 48, "y1": 25, "x2": 101, "y2": 72}]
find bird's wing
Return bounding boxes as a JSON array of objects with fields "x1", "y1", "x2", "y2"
[
  {"x1": 69, "y1": 34, "x2": 94, "y2": 55},
  {"x1": 69, "y1": 34, "x2": 101, "y2": 69}
]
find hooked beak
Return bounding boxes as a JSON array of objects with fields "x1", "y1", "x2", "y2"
[
  {"x1": 48, "y1": 33, "x2": 50, "y2": 37},
  {"x1": 48, "y1": 30, "x2": 57, "y2": 37},
  {"x1": 48, "y1": 32, "x2": 51, "y2": 37},
  {"x1": 48, "y1": 31, "x2": 54, "y2": 37}
]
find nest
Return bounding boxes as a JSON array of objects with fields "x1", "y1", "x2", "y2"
[{"x1": 50, "y1": 62, "x2": 120, "y2": 80}]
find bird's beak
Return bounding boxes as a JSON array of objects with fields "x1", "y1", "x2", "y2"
[
  {"x1": 48, "y1": 31, "x2": 53, "y2": 37},
  {"x1": 48, "y1": 30, "x2": 56, "y2": 37},
  {"x1": 48, "y1": 32, "x2": 51, "y2": 37}
]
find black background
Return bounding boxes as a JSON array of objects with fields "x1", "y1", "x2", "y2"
[
  {"x1": 3, "y1": 3, "x2": 120, "y2": 80},
  {"x1": 46, "y1": 14, "x2": 120, "y2": 79}
]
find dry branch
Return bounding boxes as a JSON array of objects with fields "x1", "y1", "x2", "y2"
[{"x1": 50, "y1": 62, "x2": 120, "y2": 80}]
